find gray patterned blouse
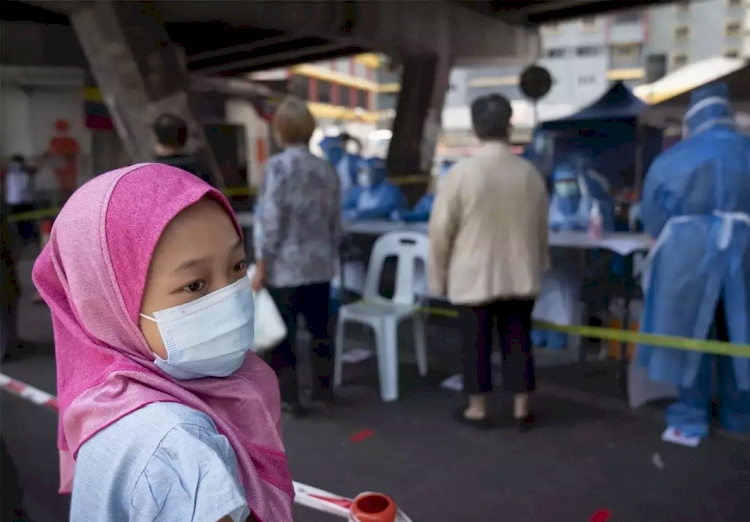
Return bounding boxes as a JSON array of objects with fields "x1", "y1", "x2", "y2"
[{"x1": 254, "y1": 145, "x2": 342, "y2": 288}]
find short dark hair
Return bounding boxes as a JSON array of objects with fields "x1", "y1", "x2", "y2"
[
  {"x1": 153, "y1": 114, "x2": 188, "y2": 148},
  {"x1": 10, "y1": 155, "x2": 25, "y2": 166},
  {"x1": 471, "y1": 94, "x2": 513, "y2": 141}
]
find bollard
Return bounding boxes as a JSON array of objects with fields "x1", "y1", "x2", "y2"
[{"x1": 349, "y1": 493, "x2": 398, "y2": 522}]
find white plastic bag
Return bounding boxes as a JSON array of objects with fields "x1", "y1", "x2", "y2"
[{"x1": 247, "y1": 266, "x2": 287, "y2": 352}]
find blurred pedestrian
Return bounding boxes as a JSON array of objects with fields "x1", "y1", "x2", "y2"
[
  {"x1": 4, "y1": 155, "x2": 36, "y2": 242},
  {"x1": 429, "y1": 93, "x2": 549, "y2": 431},
  {"x1": 252, "y1": 96, "x2": 342, "y2": 417},
  {"x1": 153, "y1": 114, "x2": 215, "y2": 187},
  {"x1": 1, "y1": 208, "x2": 20, "y2": 360}
]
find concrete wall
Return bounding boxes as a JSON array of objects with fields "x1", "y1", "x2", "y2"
[{"x1": 0, "y1": 67, "x2": 91, "y2": 185}]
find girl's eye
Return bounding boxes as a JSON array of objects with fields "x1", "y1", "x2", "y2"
[
  {"x1": 183, "y1": 280, "x2": 206, "y2": 293},
  {"x1": 232, "y1": 259, "x2": 248, "y2": 272}
]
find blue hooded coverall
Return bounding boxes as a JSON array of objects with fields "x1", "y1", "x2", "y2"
[
  {"x1": 532, "y1": 163, "x2": 615, "y2": 350},
  {"x1": 341, "y1": 157, "x2": 408, "y2": 221},
  {"x1": 637, "y1": 82, "x2": 750, "y2": 437},
  {"x1": 320, "y1": 135, "x2": 360, "y2": 199},
  {"x1": 390, "y1": 160, "x2": 455, "y2": 223}
]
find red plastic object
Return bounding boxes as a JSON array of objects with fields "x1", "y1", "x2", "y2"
[
  {"x1": 350, "y1": 428, "x2": 375, "y2": 443},
  {"x1": 591, "y1": 509, "x2": 612, "y2": 522},
  {"x1": 350, "y1": 493, "x2": 397, "y2": 522}
]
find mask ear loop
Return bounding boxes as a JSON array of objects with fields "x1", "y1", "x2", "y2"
[{"x1": 139, "y1": 313, "x2": 157, "y2": 322}]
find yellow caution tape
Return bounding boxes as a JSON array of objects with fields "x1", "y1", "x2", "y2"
[
  {"x1": 5, "y1": 207, "x2": 63, "y2": 223},
  {"x1": 366, "y1": 301, "x2": 750, "y2": 358},
  {"x1": 6, "y1": 175, "x2": 430, "y2": 221}
]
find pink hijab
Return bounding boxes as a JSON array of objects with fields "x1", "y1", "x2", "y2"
[{"x1": 32, "y1": 164, "x2": 293, "y2": 522}]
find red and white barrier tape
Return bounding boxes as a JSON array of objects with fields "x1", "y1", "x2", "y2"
[{"x1": 0, "y1": 372, "x2": 412, "y2": 521}]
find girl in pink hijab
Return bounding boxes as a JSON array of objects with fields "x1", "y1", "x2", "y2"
[{"x1": 32, "y1": 163, "x2": 293, "y2": 522}]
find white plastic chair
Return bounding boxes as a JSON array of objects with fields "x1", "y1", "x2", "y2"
[{"x1": 334, "y1": 231, "x2": 429, "y2": 402}]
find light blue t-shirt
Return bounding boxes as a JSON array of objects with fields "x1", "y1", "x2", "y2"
[{"x1": 71, "y1": 402, "x2": 251, "y2": 522}]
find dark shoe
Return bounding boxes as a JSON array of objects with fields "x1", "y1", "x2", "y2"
[
  {"x1": 517, "y1": 413, "x2": 535, "y2": 432},
  {"x1": 453, "y1": 408, "x2": 495, "y2": 431},
  {"x1": 282, "y1": 401, "x2": 309, "y2": 419}
]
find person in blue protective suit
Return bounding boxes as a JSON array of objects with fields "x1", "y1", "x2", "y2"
[
  {"x1": 390, "y1": 159, "x2": 455, "y2": 222},
  {"x1": 532, "y1": 163, "x2": 615, "y2": 350},
  {"x1": 637, "y1": 82, "x2": 750, "y2": 438},
  {"x1": 342, "y1": 157, "x2": 408, "y2": 221},
  {"x1": 320, "y1": 134, "x2": 360, "y2": 198},
  {"x1": 548, "y1": 163, "x2": 615, "y2": 233}
]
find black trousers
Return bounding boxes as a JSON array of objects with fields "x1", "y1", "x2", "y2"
[
  {"x1": 460, "y1": 298, "x2": 536, "y2": 395},
  {"x1": 10, "y1": 203, "x2": 35, "y2": 241},
  {"x1": 267, "y1": 282, "x2": 333, "y2": 403}
]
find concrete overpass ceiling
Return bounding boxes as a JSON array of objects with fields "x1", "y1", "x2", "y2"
[
  {"x1": 456, "y1": 0, "x2": 685, "y2": 25},
  {"x1": 163, "y1": 22, "x2": 366, "y2": 75},
  {"x1": 11, "y1": 1, "x2": 368, "y2": 75}
]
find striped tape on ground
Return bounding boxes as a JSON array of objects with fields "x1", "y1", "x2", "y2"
[{"x1": 0, "y1": 373, "x2": 410, "y2": 520}]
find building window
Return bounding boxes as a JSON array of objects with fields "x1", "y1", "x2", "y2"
[
  {"x1": 546, "y1": 48, "x2": 566, "y2": 58},
  {"x1": 576, "y1": 46, "x2": 600, "y2": 57},
  {"x1": 673, "y1": 25, "x2": 690, "y2": 43},
  {"x1": 578, "y1": 74, "x2": 596, "y2": 86},
  {"x1": 580, "y1": 17, "x2": 597, "y2": 31},
  {"x1": 613, "y1": 44, "x2": 639, "y2": 58},
  {"x1": 675, "y1": 1, "x2": 690, "y2": 14},
  {"x1": 354, "y1": 61, "x2": 367, "y2": 78},
  {"x1": 356, "y1": 89, "x2": 368, "y2": 110},
  {"x1": 613, "y1": 11, "x2": 642, "y2": 24},
  {"x1": 542, "y1": 22, "x2": 560, "y2": 33},
  {"x1": 725, "y1": 21, "x2": 742, "y2": 38},
  {"x1": 726, "y1": 0, "x2": 742, "y2": 8},
  {"x1": 672, "y1": 52, "x2": 689, "y2": 69},
  {"x1": 335, "y1": 59, "x2": 349, "y2": 73},
  {"x1": 724, "y1": 48, "x2": 741, "y2": 59},
  {"x1": 289, "y1": 75, "x2": 309, "y2": 99},
  {"x1": 317, "y1": 80, "x2": 332, "y2": 103},
  {"x1": 339, "y1": 85, "x2": 352, "y2": 107}
]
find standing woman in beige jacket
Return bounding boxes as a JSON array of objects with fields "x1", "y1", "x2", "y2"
[{"x1": 428, "y1": 94, "x2": 550, "y2": 431}]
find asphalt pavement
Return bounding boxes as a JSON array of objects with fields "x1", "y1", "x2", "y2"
[{"x1": 3, "y1": 248, "x2": 750, "y2": 522}]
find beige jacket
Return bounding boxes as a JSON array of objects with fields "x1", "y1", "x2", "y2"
[{"x1": 428, "y1": 141, "x2": 550, "y2": 305}]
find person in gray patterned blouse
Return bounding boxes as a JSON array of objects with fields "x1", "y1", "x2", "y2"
[{"x1": 252, "y1": 97, "x2": 342, "y2": 417}]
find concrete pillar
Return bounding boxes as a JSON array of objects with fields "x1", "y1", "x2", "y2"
[
  {"x1": 69, "y1": 0, "x2": 221, "y2": 185},
  {"x1": 386, "y1": 2, "x2": 452, "y2": 177},
  {"x1": 386, "y1": 54, "x2": 439, "y2": 177}
]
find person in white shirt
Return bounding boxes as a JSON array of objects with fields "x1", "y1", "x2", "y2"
[{"x1": 4, "y1": 155, "x2": 35, "y2": 241}]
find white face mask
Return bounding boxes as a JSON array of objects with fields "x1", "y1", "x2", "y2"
[
  {"x1": 358, "y1": 171, "x2": 373, "y2": 188},
  {"x1": 140, "y1": 278, "x2": 254, "y2": 380}
]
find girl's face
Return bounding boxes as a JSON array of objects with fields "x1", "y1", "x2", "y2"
[{"x1": 139, "y1": 199, "x2": 248, "y2": 359}]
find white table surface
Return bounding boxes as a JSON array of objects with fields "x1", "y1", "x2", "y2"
[
  {"x1": 343, "y1": 220, "x2": 650, "y2": 256},
  {"x1": 235, "y1": 214, "x2": 650, "y2": 256}
]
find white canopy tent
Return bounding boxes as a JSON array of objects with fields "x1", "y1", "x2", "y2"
[
  {"x1": 637, "y1": 58, "x2": 750, "y2": 129},
  {"x1": 634, "y1": 57, "x2": 746, "y2": 105}
]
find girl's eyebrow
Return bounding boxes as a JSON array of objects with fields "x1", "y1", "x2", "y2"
[
  {"x1": 171, "y1": 257, "x2": 207, "y2": 276},
  {"x1": 172, "y1": 239, "x2": 244, "y2": 275}
]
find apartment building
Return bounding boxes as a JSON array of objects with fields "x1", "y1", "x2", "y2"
[
  {"x1": 440, "y1": 9, "x2": 652, "y2": 145},
  {"x1": 247, "y1": 53, "x2": 397, "y2": 142},
  {"x1": 645, "y1": 0, "x2": 749, "y2": 73}
]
